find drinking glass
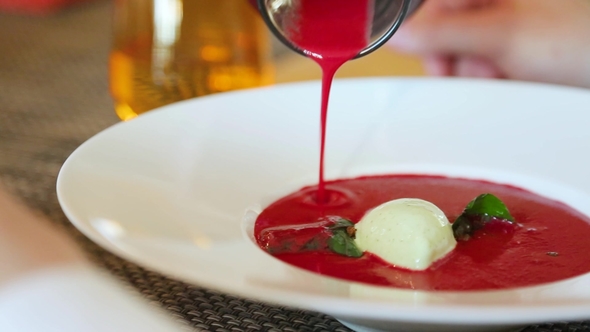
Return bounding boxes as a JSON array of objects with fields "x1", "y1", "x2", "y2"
[{"x1": 110, "y1": 0, "x2": 275, "y2": 120}]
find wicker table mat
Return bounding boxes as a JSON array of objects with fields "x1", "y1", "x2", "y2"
[{"x1": 0, "y1": 1, "x2": 588, "y2": 331}]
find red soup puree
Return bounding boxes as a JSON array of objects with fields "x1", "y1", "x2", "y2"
[{"x1": 254, "y1": 175, "x2": 590, "y2": 291}]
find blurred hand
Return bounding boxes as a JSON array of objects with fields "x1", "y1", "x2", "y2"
[
  {"x1": 389, "y1": 0, "x2": 590, "y2": 89},
  {"x1": 0, "y1": 185, "x2": 185, "y2": 331},
  {"x1": 0, "y1": 186, "x2": 85, "y2": 285}
]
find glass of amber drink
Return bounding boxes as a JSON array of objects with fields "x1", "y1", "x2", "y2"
[{"x1": 110, "y1": 0, "x2": 274, "y2": 121}]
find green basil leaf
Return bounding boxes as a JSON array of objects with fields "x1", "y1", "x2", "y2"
[
  {"x1": 328, "y1": 229, "x2": 363, "y2": 258},
  {"x1": 463, "y1": 193, "x2": 514, "y2": 222},
  {"x1": 302, "y1": 236, "x2": 323, "y2": 251},
  {"x1": 452, "y1": 215, "x2": 474, "y2": 242},
  {"x1": 453, "y1": 193, "x2": 515, "y2": 241},
  {"x1": 329, "y1": 218, "x2": 355, "y2": 230}
]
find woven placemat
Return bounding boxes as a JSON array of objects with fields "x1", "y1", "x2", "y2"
[{"x1": 0, "y1": 1, "x2": 588, "y2": 331}]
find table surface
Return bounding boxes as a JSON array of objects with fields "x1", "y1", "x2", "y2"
[{"x1": 0, "y1": 1, "x2": 588, "y2": 331}]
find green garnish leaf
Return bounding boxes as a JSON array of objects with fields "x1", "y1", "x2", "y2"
[
  {"x1": 453, "y1": 193, "x2": 515, "y2": 241},
  {"x1": 463, "y1": 193, "x2": 514, "y2": 222},
  {"x1": 328, "y1": 229, "x2": 363, "y2": 258},
  {"x1": 452, "y1": 215, "x2": 473, "y2": 241},
  {"x1": 302, "y1": 236, "x2": 322, "y2": 251},
  {"x1": 329, "y1": 218, "x2": 355, "y2": 230}
]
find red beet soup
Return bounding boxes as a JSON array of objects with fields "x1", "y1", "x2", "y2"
[{"x1": 254, "y1": 175, "x2": 590, "y2": 291}]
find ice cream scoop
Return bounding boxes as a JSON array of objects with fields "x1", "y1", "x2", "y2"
[{"x1": 355, "y1": 198, "x2": 456, "y2": 270}]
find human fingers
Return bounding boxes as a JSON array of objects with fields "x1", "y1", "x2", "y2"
[
  {"x1": 423, "y1": 55, "x2": 454, "y2": 76},
  {"x1": 453, "y1": 56, "x2": 504, "y2": 78},
  {"x1": 422, "y1": 54, "x2": 504, "y2": 79},
  {"x1": 430, "y1": 0, "x2": 496, "y2": 11},
  {"x1": 411, "y1": 0, "x2": 496, "y2": 16},
  {"x1": 391, "y1": 2, "x2": 508, "y2": 58}
]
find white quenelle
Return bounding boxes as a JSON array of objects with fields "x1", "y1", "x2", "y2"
[{"x1": 354, "y1": 198, "x2": 456, "y2": 271}]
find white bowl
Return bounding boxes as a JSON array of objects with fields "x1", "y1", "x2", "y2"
[{"x1": 57, "y1": 78, "x2": 590, "y2": 332}]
